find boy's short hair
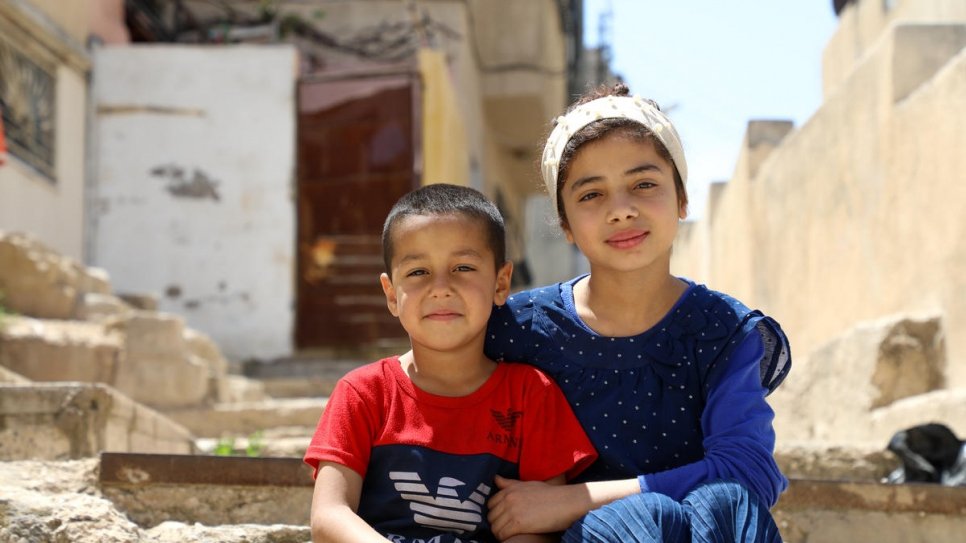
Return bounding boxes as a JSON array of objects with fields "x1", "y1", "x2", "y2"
[{"x1": 382, "y1": 183, "x2": 506, "y2": 274}]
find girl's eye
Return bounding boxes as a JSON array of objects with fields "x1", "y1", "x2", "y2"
[
  {"x1": 577, "y1": 191, "x2": 600, "y2": 202},
  {"x1": 635, "y1": 181, "x2": 656, "y2": 190}
]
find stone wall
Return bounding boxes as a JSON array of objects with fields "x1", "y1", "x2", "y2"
[{"x1": 672, "y1": 24, "x2": 966, "y2": 393}]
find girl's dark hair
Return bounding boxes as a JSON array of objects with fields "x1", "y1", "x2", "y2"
[
  {"x1": 554, "y1": 83, "x2": 688, "y2": 223},
  {"x1": 382, "y1": 183, "x2": 506, "y2": 274}
]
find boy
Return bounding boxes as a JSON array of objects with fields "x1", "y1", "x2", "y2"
[{"x1": 304, "y1": 184, "x2": 597, "y2": 543}]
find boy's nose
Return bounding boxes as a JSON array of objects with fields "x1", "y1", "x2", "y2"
[{"x1": 429, "y1": 274, "x2": 454, "y2": 296}]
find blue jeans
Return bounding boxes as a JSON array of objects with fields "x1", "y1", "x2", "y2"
[{"x1": 561, "y1": 480, "x2": 782, "y2": 543}]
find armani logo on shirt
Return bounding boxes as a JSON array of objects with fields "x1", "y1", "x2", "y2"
[
  {"x1": 389, "y1": 471, "x2": 492, "y2": 534},
  {"x1": 490, "y1": 408, "x2": 523, "y2": 431}
]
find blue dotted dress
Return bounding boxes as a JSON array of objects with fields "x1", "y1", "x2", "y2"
[{"x1": 484, "y1": 277, "x2": 791, "y2": 507}]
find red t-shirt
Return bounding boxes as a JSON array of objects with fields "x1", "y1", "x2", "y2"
[{"x1": 304, "y1": 357, "x2": 597, "y2": 541}]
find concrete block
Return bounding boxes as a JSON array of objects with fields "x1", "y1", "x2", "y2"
[
  {"x1": 75, "y1": 293, "x2": 132, "y2": 322},
  {"x1": 183, "y1": 328, "x2": 228, "y2": 377},
  {"x1": 117, "y1": 292, "x2": 159, "y2": 311},
  {"x1": 771, "y1": 314, "x2": 945, "y2": 444},
  {"x1": 892, "y1": 24, "x2": 966, "y2": 102},
  {"x1": 220, "y1": 374, "x2": 268, "y2": 403},
  {"x1": 870, "y1": 389, "x2": 966, "y2": 440},
  {"x1": 183, "y1": 328, "x2": 231, "y2": 403},
  {"x1": 164, "y1": 397, "x2": 325, "y2": 437},
  {"x1": 0, "y1": 364, "x2": 30, "y2": 384},
  {"x1": 0, "y1": 316, "x2": 123, "y2": 384},
  {"x1": 743, "y1": 120, "x2": 794, "y2": 179},
  {"x1": 775, "y1": 442, "x2": 897, "y2": 482},
  {"x1": 0, "y1": 383, "x2": 194, "y2": 460},
  {"x1": 115, "y1": 311, "x2": 186, "y2": 359},
  {"x1": 774, "y1": 479, "x2": 966, "y2": 543},
  {"x1": 79, "y1": 266, "x2": 113, "y2": 295},
  {"x1": 0, "y1": 231, "x2": 80, "y2": 319},
  {"x1": 110, "y1": 312, "x2": 209, "y2": 407}
]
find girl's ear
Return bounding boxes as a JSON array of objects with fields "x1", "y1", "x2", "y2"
[
  {"x1": 493, "y1": 261, "x2": 514, "y2": 306},
  {"x1": 678, "y1": 201, "x2": 688, "y2": 220},
  {"x1": 561, "y1": 220, "x2": 576, "y2": 245},
  {"x1": 380, "y1": 273, "x2": 400, "y2": 317}
]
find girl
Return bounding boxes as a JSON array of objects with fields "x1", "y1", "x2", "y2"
[{"x1": 483, "y1": 84, "x2": 791, "y2": 543}]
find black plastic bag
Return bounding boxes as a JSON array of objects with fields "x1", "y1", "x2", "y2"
[{"x1": 883, "y1": 423, "x2": 966, "y2": 486}]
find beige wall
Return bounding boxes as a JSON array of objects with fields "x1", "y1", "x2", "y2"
[
  {"x1": 823, "y1": 0, "x2": 966, "y2": 97},
  {"x1": 672, "y1": 22, "x2": 966, "y2": 388},
  {"x1": 0, "y1": 1, "x2": 90, "y2": 261},
  {"x1": 26, "y1": 0, "x2": 91, "y2": 45}
]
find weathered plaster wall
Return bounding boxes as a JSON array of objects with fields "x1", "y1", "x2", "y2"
[
  {"x1": 90, "y1": 45, "x2": 297, "y2": 361},
  {"x1": 672, "y1": 24, "x2": 966, "y2": 388}
]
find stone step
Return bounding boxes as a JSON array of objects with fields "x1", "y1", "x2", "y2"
[
  {"x1": 0, "y1": 383, "x2": 194, "y2": 461},
  {"x1": 241, "y1": 356, "x2": 368, "y2": 398},
  {"x1": 95, "y1": 452, "x2": 966, "y2": 542},
  {"x1": 99, "y1": 452, "x2": 313, "y2": 527},
  {"x1": 774, "y1": 479, "x2": 966, "y2": 542},
  {"x1": 0, "y1": 457, "x2": 310, "y2": 543},
  {"x1": 162, "y1": 397, "x2": 326, "y2": 437}
]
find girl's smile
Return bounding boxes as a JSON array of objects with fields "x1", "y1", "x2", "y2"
[{"x1": 606, "y1": 228, "x2": 649, "y2": 249}]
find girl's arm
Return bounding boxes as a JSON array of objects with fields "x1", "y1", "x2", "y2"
[
  {"x1": 641, "y1": 330, "x2": 787, "y2": 506},
  {"x1": 310, "y1": 462, "x2": 388, "y2": 543},
  {"x1": 489, "y1": 475, "x2": 640, "y2": 540}
]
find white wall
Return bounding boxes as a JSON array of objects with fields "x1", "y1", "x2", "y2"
[{"x1": 90, "y1": 45, "x2": 297, "y2": 361}]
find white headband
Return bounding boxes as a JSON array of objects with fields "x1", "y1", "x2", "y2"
[{"x1": 541, "y1": 95, "x2": 688, "y2": 206}]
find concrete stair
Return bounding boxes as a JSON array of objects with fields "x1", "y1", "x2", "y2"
[
  {"x1": 0, "y1": 383, "x2": 195, "y2": 460},
  {"x1": 95, "y1": 452, "x2": 966, "y2": 542}
]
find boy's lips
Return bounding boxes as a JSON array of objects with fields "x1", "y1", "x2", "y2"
[
  {"x1": 606, "y1": 229, "x2": 648, "y2": 249},
  {"x1": 424, "y1": 309, "x2": 461, "y2": 320}
]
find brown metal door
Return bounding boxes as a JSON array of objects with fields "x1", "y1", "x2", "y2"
[{"x1": 296, "y1": 73, "x2": 418, "y2": 349}]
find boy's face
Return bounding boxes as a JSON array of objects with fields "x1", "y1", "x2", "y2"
[{"x1": 380, "y1": 213, "x2": 512, "y2": 355}]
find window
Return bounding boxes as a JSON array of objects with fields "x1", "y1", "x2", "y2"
[{"x1": 0, "y1": 36, "x2": 56, "y2": 180}]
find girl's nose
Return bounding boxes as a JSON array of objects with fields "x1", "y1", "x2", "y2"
[{"x1": 607, "y1": 195, "x2": 639, "y2": 223}]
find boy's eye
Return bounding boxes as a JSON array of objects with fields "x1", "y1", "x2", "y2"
[
  {"x1": 406, "y1": 269, "x2": 428, "y2": 277},
  {"x1": 454, "y1": 265, "x2": 476, "y2": 272},
  {"x1": 635, "y1": 181, "x2": 656, "y2": 190}
]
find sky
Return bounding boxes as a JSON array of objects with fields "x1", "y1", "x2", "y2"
[{"x1": 582, "y1": 1, "x2": 839, "y2": 219}]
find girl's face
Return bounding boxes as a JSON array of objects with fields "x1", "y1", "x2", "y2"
[{"x1": 559, "y1": 134, "x2": 686, "y2": 275}]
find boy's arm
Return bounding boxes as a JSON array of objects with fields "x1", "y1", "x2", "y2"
[{"x1": 310, "y1": 462, "x2": 388, "y2": 543}]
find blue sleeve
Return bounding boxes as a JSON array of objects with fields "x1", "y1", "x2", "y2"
[
  {"x1": 640, "y1": 330, "x2": 788, "y2": 507},
  {"x1": 484, "y1": 294, "x2": 537, "y2": 363}
]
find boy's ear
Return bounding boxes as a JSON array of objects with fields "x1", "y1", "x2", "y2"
[
  {"x1": 380, "y1": 273, "x2": 400, "y2": 317},
  {"x1": 493, "y1": 261, "x2": 513, "y2": 306}
]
